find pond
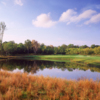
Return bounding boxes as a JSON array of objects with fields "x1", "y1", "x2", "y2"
[{"x1": 0, "y1": 59, "x2": 100, "y2": 80}]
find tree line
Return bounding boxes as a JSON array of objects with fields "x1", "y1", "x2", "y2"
[{"x1": 0, "y1": 39, "x2": 100, "y2": 55}]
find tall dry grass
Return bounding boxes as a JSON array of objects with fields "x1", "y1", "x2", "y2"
[{"x1": 0, "y1": 71, "x2": 100, "y2": 100}]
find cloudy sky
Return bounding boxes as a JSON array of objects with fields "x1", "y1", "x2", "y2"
[{"x1": 0, "y1": 0, "x2": 100, "y2": 46}]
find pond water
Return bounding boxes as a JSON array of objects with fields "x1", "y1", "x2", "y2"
[{"x1": 0, "y1": 59, "x2": 100, "y2": 80}]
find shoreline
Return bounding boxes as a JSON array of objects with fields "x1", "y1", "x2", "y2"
[{"x1": 0, "y1": 54, "x2": 100, "y2": 66}]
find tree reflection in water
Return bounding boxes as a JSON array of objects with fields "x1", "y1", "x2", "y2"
[{"x1": 0, "y1": 59, "x2": 100, "y2": 73}]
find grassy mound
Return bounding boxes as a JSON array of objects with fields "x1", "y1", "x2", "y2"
[{"x1": 0, "y1": 71, "x2": 100, "y2": 100}]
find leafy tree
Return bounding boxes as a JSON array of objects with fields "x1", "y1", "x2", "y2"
[
  {"x1": 80, "y1": 45, "x2": 88, "y2": 48},
  {"x1": 61, "y1": 44, "x2": 67, "y2": 49},
  {"x1": 25, "y1": 39, "x2": 31, "y2": 54},
  {"x1": 91, "y1": 44, "x2": 96, "y2": 48},
  {"x1": 91, "y1": 44, "x2": 99, "y2": 48},
  {"x1": 17, "y1": 43, "x2": 25, "y2": 54},
  {"x1": 54, "y1": 47, "x2": 58, "y2": 54},
  {"x1": 94, "y1": 47, "x2": 100, "y2": 54},
  {"x1": 40, "y1": 44, "x2": 46, "y2": 54},
  {"x1": 83, "y1": 48, "x2": 94, "y2": 55},
  {"x1": 68, "y1": 44, "x2": 74, "y2": 48},
  {"x1": 3, "y1": 41, "x2": 17, "y2": 55},
  {"x1": 31, "y1": 40, "x2": 40, "y2": 54},
  {"x1": 47, "y1": 46, "x2": 54, "y2": 54}
]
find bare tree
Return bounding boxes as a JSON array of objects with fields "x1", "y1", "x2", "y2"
[{"x1": 0, "y1": 22, "x2": 6, "y2": 50}]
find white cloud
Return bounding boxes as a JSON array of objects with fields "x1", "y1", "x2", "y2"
[
  {"x1": 32, "y1": 9, "x2": 99, "y2": 27},
  {"x1": 15, "y1": 0, "x2": 23, "y2": 6},
  {"x1": 1, "y1": 2, "x2": 6, "y2": 6},
  {"x1": 32, "y1": 13, "x2": 57, "y2": 28},
  {"x1": 59, "y1": 9, "x2": 77, "y2": 22},
  {"x1": 84, "y1": 13, "x2": 100, "y2": 25},
  {"x1": 59, "y1": 9, "x2": 96, "y2": 25},
  {"x1": 76, "y1": 9, "x2": 96, "y2": 21}
]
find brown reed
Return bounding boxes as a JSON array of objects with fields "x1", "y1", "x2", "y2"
[{"x1": 0, "y1": 71, "x2": 100, "y2": 100}]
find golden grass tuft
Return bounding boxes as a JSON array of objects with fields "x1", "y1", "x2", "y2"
[{"x1": 0, "y1": 71, "x2": 100, "y2": 100}]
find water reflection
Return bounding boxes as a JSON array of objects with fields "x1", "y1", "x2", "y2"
[{"x1": 0, "y1": 59, "x2": 100, "y2": 80}]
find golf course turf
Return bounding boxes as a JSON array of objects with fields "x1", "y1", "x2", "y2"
[{"x1": 21, "y1": 55, "x2": 100, "y2": 66}]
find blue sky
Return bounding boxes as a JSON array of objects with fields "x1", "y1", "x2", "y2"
[{"x1": 0, "y1": 0, "x2": 100, "y2": 46}]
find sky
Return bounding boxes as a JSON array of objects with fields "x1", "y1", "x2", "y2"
[{"x1": 0, "y1": 0, "x2": 100, "y2": 46}]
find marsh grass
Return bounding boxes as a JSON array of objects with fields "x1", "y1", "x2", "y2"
[{"x1": 0, "y1": 71, "x2": 100, "y2": 100}]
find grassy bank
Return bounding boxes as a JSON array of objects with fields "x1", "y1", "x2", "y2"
[
  {"x1": 0, "y1": 71, "x2": 100, "y2": 100},
  {"x1": 1, "y1": 54, "x2": 100, "y2": 66},
  {"x1": 0, "y1": 55, "x2": 23, "y2": 60},
  {"x1": 22, "y1": 55, "x2": 100, "y2": 66}
]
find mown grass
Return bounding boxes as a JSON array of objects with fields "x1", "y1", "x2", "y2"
[
  {"x1": 1, "y1": 54, "x2": 100, "y2": 65},
  {"x1": 22, "y1": 55, "x2": 100, "y2": 66},
  {"x1": 0, "y1": 71, "x2": 100, "y2": 100}
]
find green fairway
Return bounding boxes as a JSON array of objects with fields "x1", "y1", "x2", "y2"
[
  {"x1": 0, "y1": 55, "x2": 100, "y2": 66},
  {"x1": 21, "y1": 55, "x2": 100, "y2": 66},
  {"x1": 23, "y1": 55, "x2": 100, "y2": 59}
]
